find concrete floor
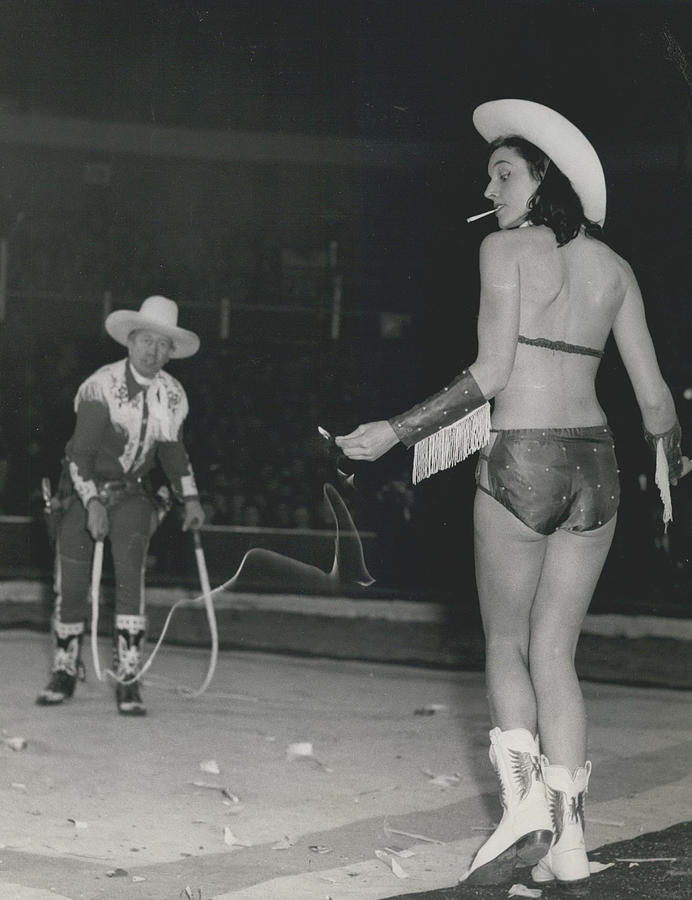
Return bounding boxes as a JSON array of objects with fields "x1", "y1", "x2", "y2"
[{"x1": 1, "y1": 629, "x2": 691, "y2": 900}]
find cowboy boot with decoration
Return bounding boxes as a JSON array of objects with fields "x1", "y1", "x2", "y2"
[
  {"x1": 462, "y1": 727, "x2": 553, "y2": 885},
  {"x1": 532, "y1": 758, "x2": 592, "y2": 893},
  {"x1": 113, "y1": 614, "x2": 147, "y2": 716},
  {"x1": 36, "y1": 620, "x2": 85, "y2": 705}
]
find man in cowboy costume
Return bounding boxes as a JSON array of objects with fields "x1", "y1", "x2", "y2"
[{"x1": 37, "y1": 295, "x2": 205, "y2": 715}]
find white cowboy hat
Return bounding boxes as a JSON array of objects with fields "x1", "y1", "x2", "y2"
[
  {"x1": 473, "y1": 99, "x2": 606, "y2": 226},
  {"x1": 105, "y1": 295, "x2": 200, "y2": 358}
]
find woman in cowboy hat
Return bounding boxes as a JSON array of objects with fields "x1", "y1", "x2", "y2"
[
  {"x1": 337, "y1": 100, "x2": 690, "y2": 889},
  {"x1": 36, "y1": 295, "x2": 205, "y2": 716}
]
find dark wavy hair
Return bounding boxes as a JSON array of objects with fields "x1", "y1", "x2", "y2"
[{"x1": 488, "y1": 136, "x2": 603, "y2": 247}]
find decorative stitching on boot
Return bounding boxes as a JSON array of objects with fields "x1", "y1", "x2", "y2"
[
  {"x1": 53, "y1": 632, "x2": 82, "y2": 675},
  {"x1": 574, "y1": 791, "x2": 586, "y2": 832},
  {"x1": 547, "y1": 786, "x2": 587, "y2": 841},
  {"x1": 114, "y1": 614, "x2": 147, "y2": 633},
  {"x1": 54, "y1": 646, "x2": 78, "y2": 676},
  {"x1": 115, "y1": 632, "x2": 143, "y2": 677},
  {"x1": 54, "y1": 620, "x2": 85, "y2": 639},
  {"x1": 509, "y1": 749, "x2": 541, "y2": 801},
  {"x1": 113, "y1": 615, "x2": 147, "y2": 677}
]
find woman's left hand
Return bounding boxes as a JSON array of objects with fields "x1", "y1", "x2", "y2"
[{"x1": 335, "y1": 421, "x2": 399, "y2": 461}]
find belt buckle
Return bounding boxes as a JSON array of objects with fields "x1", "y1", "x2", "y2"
[{"x1": 97, "y1": 480, "x2": 127, "y2": 506}]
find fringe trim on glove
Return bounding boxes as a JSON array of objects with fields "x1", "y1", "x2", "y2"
[
  {"x1": 412, "y1": 401, "x2": 491, "y2": 485},
  {"x1": 655, "y1": 438, "x2": 673, "y2": 530}
]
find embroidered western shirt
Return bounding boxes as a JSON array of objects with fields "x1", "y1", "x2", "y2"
[{"x1": 65, "y1": 358, "x2": 198, "y2": 507}]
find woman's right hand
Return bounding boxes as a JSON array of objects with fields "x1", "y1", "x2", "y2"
[{"x1": 335, "y1": 421, "x2": 399, "y2": 462}]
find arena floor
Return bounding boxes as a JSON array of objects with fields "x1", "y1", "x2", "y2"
[{"x1": 1, "y1": 629, "x2": 690, "y2": 899}]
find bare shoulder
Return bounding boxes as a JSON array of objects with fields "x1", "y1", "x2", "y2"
[
  {"x1": 479, "y1": 228, "x2": 528, "y2": 260},
  {"x1": 606, "y1": 245, "x2": 636, "y2": 283},
  {"x1": 480, "y1": 228, "x2": 633, "y2": 279},
  {"x1": 577, "y1": 235, "x2": 635, "y2": 287}
]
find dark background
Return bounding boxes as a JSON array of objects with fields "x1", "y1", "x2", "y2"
[{"x1": 0, "y1": 0, "x2": 689, "y2": 611}]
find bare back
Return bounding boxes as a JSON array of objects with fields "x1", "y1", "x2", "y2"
[{"x1": 492, "y1": 226, "x2": 628, "y2": 428}]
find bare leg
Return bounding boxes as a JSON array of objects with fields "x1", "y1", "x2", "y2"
[
  {"x1": 474, "y1": 489, "x2": 548, "y2": 732},
  {"x1": 529, "y1": 517, "x2": 616, "y2": 769},
  {"x1": 466, "y1": 491, "x2": 554, "y2": 884}
]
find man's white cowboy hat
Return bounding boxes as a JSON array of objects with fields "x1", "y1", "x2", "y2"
[
  {"x1": 473, "y1": 99, "x2": 606, "y2": 226},
  {"x1": 105, "y1": 295, "x2": 200, "y2": 358}
]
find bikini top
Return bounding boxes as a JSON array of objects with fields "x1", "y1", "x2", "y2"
[{"x1": 517, "y1": 334, "x2": 604, "y2": 359}]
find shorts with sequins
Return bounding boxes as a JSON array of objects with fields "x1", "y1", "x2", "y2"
[{"x1": 475, "y1": 426, "x2": 620, "y2": 535}]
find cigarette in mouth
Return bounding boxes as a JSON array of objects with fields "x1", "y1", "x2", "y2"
[{"x1": 466, "y1": 208, "x2": 498, "y2": 223}]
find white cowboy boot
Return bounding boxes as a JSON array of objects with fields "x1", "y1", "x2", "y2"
[
  {"x1": 36, "y1": 620, "x2": 85, "y2": 705},
  {"x1": 532, "y1": 758, "x2": 592, "y2": 891},
  {"x1": 113, "y1": 614, "x2": 147, "y2": 716},
  {"x1": 462, "y1": 727, "x2": 553, "y2": 885}
]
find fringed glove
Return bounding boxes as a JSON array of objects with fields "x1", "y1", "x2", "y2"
[
  {"x1": 389, "y1": 369, "x2": 490, "y2": 484},
  {"x1": 644, "y1": 419, "x2": 683, "y2": 528}
]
